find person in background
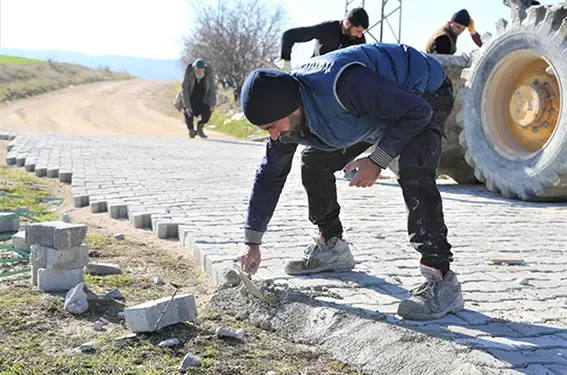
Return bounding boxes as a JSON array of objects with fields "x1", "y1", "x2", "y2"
[
  {"x1": 425, "y1": 9, "x2": 482, "y2": 55},
  {"x1": 279, "y1": 8, "x2": 370, "y2": 180},
  {"x1": 179, "y1": 58, "x2": 217, "y2": 139},
  {"x1": 279, "y1": 7, "x2": 369, "y2": 71}
]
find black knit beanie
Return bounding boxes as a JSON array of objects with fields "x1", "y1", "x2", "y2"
[
  {"x1": 451, "y1": 9, "x2": 471, "y2": 27},
  {"x1": 240, "y1": 68, "x2": 302, "y2": 126}
]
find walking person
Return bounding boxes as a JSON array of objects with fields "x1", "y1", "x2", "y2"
[{"x1": 178, "y1": 58, "x2": 217, "y2": 138}]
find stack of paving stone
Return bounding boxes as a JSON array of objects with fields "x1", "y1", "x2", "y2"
[{"x1": 26, "y1": 221, "x2": 89, "y2": 292}]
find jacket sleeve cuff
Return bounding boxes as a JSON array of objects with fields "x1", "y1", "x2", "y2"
[
  {"x1": 244, "y1": 229, "x2": 264, "y2": 245},
  {"x1": 369, "y1": 146, "x2": 395, "y2": 169}
]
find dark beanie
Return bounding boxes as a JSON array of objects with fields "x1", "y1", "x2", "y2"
[
  {"x1": 240, "y1": 68, "x2": 302, "y2": 126},
  {"x1": 346, "y1": 7, "x2": 369, "y2": 29},
  {"x1": 451, "y1": 9, "x2": 471, "y2": 27}
]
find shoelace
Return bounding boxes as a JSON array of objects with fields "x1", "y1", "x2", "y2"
[
  {"x1": 304, "y1": 241, "x2": 327, "y2": 267},
  {"x1": 410, "y1": 280, "x2": 439, "y2": 298}
]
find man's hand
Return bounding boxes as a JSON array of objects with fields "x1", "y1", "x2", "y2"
[
  {"x1": 237, "y1": 244, "x2": 261, "y2": 274},
  {"x1": 468, "y1": 19, "x2": 476, "y2": 34},
  {"x1": 344, "y1": 157, "x2": 382, "y2": 187},
  {"x1": 183, "y1": 107, "x2": 192, "y2": 117},
  {"x1": 210, "y1": 105, "x2": 216, "y2": 112}
]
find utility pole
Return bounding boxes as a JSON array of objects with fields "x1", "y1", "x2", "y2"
[{"x1": 345, "y1": 0, "x2": 403, "y2": 43}]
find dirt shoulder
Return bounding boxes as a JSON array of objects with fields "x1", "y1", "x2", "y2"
[
  {"x1": 0, "y1": 79, "x2": 235, "y2": 141},
  {"x1": 0, "y1": 141, "x2": 360, "y2": 375}
]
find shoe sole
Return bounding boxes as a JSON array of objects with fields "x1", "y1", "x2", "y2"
[
  {"x1": 284, "y1": 261, "x2": 355, "y2": 275},
  {"x1": 397, "y1": 296, "x2": 465, "y2": 321}
]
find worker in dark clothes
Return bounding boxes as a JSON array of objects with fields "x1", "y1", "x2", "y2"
[
  {"x1": 279, "y1": 7, "x2": 369, "y2": 71},
  {"x1": 425, "y1": 9, "x2": 482, "y2": 55},
  {"x1": 179, "y1": 58, "x2": 217, "y2": 138},
  {"x1": 236, "y1": 42, "x2": 464, "y2": 321}
]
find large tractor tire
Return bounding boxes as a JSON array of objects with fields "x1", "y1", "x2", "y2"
[{"x1": 458, "y1": 4, "x2": 567, "y2": 201}]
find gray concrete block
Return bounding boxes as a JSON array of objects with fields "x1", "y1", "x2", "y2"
[
  {"x1": 26, "y1": 221, "x2": 88, "y2": 249},
  {"x1": 12, "y1": 231, "x2": 29, "y2": 252},
  {"x1": 90, "y1": 200, "x2": 107, "y2": 213},
  {"x1": 24, "y1": 163, "x2": 36, "y2": 172},
  {"x1": 5, "y1": 155, "x2": 16, "y2": 165},
  {"x1": 0, "y1": 213, "x2": 19, "y2": 233},
  {"x1": 31, "y1": 264, "x2": 39, "y2": 286},
  {"x1": 16, "y1": 157, "x2": 26, "y2": 167},
  {"x1": 35, "y1": 167, "x2": 47, "y2": 177},
  {"x1": 46, "y1": 168, "x2": 59, "y2": 178},
  {"x1": 46, "y1": 246, "x2": 90, "y2": 270},
  {"x1": 109, "y1": 204, "x2": 128, "y2": 219},
  {"x1": 30, "y1": 244, "x2": 48, "y2": 268},
  {"x1": 73, "y1": 195, "x2": 89, "y2": 208},
  {"x1": 130, "y1": 212, "x2": 152, "y2": 229},
  {"x1": 124, "y1": 294, "x2": 197, "y2": 333},
  {"x1": 84, "y1": 262, "x2": 123, "y2": 275},
  {"x1": 154, "y1": 221, "x2": 178, "y2": 239},
  {"x1": 59, "y1": 171, "x2": 72, "y2": 184},
  {"x1": 53, "y1": 223, "x2": 88, "y2": 249},
  {"x1": 37, "y1": 267, "x2": 84, "y2": 292}
]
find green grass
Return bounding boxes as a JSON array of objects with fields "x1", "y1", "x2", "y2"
[
  {"x1": 0, "y1": 168, "x2": 60, "y2": 222},
  {"x1": 84, "y1": 234, "x2": 113, "y2": 250},
  {"x1": 208, "y1": 110, "x2": 267, "y2": 140},
  {"x1": 0, "y1": 55, "x2": 45, "y2": 65}
]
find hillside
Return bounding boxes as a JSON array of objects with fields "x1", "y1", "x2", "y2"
[
  {"x1": 0, "y1": 55, "x2": 134, "y2": 102},
  {"x1": 0, "y1": 48, "x2": 182, "y2": 80}
]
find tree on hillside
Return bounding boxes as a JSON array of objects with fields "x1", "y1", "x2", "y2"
[{"x1": 182, "y1": 0, "x2": 289, "y2": 101}]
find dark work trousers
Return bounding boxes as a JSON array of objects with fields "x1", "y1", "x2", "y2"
[
  {"x1": 183, "y1": 104, "x2": 212, "y2": 132},
  {"x1": 301, "y1": 77, "x2": 455, "y2": 275}
]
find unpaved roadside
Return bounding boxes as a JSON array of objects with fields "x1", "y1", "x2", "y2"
[
  {"x1": 0, "y1": 142, "x2": 360, "y2": 374},
  {"x1": 0, "y1": 79, "x2": 235, "y2": 140}
]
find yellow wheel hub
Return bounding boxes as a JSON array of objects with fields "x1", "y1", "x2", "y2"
[{"x1": 507, "y1": 59, "x2": 560, "y2": 152}]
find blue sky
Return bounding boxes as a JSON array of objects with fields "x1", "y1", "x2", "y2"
[{"x1": 0, "y1": 0, "x2": 551, "y2": 65}]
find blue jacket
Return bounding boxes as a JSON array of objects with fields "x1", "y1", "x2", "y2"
[{"x1": 244, "y1": 42, "x2": 447, "y2": 244}]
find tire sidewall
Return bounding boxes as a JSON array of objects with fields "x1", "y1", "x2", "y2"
[{"x1": 464, "y1": 30, "x2": 567, "y2": 179}]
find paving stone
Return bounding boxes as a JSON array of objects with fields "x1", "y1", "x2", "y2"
[
  {"x1": 34, "y1": 167, "x2": 46, "y2": 177},
  {"x1": 108, "y1": 203, "x2": 128, "y2": 219},
  {"x1": 487, "y1": 348, "x2": 567, "y2": 367},
  {"x1": 46, "y1": 168, "x2": 59, "y2": 178},
  {"x1": 0, "y1": 212, "x2": 19, "y2": 233},
  {"x1": 90, "y1": 200, "x2": 107, "y2": 213},
  {"x1": 124, "y1": 294, "x2": 197, "y2": 333},
  {"x1": 73, "y1": 195, "x2": 89, "y2": 207},
  {"x1": 26, "y1": 221, "x2": 87, "y2": 248},
  {"x1": 37, "y1": 267, "x2": 85, "y2": 292},
  {"x1": 59, "y1": 171, "x2": 72, "y2": 183},
  {"x1": 16, "y1": 156, "x2": 26, "y2": 167},
  {"x1": 5, "y1": 131, "x2": 567, "y2": 370},
  {"x1": 45, "y1": 246, "x2": 90, "y2": 270},
  {"x1": 12, "y1": 230, "x2": 29, "y2": 252},
  {"x1": 30, "y1": 244, "x2": 48, "y2": 269},
  {"x1": 548, "y1": 365, "x2": 567, "y2": 375},
  {"x1": 129, "y1": 212, "x2": 152, "y2": 229},
  {"x1": 85, "y1": 262, "x2": 123, "y2": 275}
]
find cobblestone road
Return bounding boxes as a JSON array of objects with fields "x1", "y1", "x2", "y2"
[{"x1": 4, "y1": 130, "x2": 567, "y2": 374}]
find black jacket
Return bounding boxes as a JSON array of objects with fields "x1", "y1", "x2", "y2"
[{"x1": 280, "y1": 20, "x2": 366, "y2": 61}]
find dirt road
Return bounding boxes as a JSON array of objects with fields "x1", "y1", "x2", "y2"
[{"x1": 0, "y1": 79, "x2": 234, "y2": 140}]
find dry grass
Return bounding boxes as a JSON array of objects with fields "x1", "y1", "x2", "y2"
[
  {"x1": 0, "y1": 143, "x2": 360, "y2": 375},
  {"x1": 0, "y1": 58, "x2": 133, "y2": 103}
]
